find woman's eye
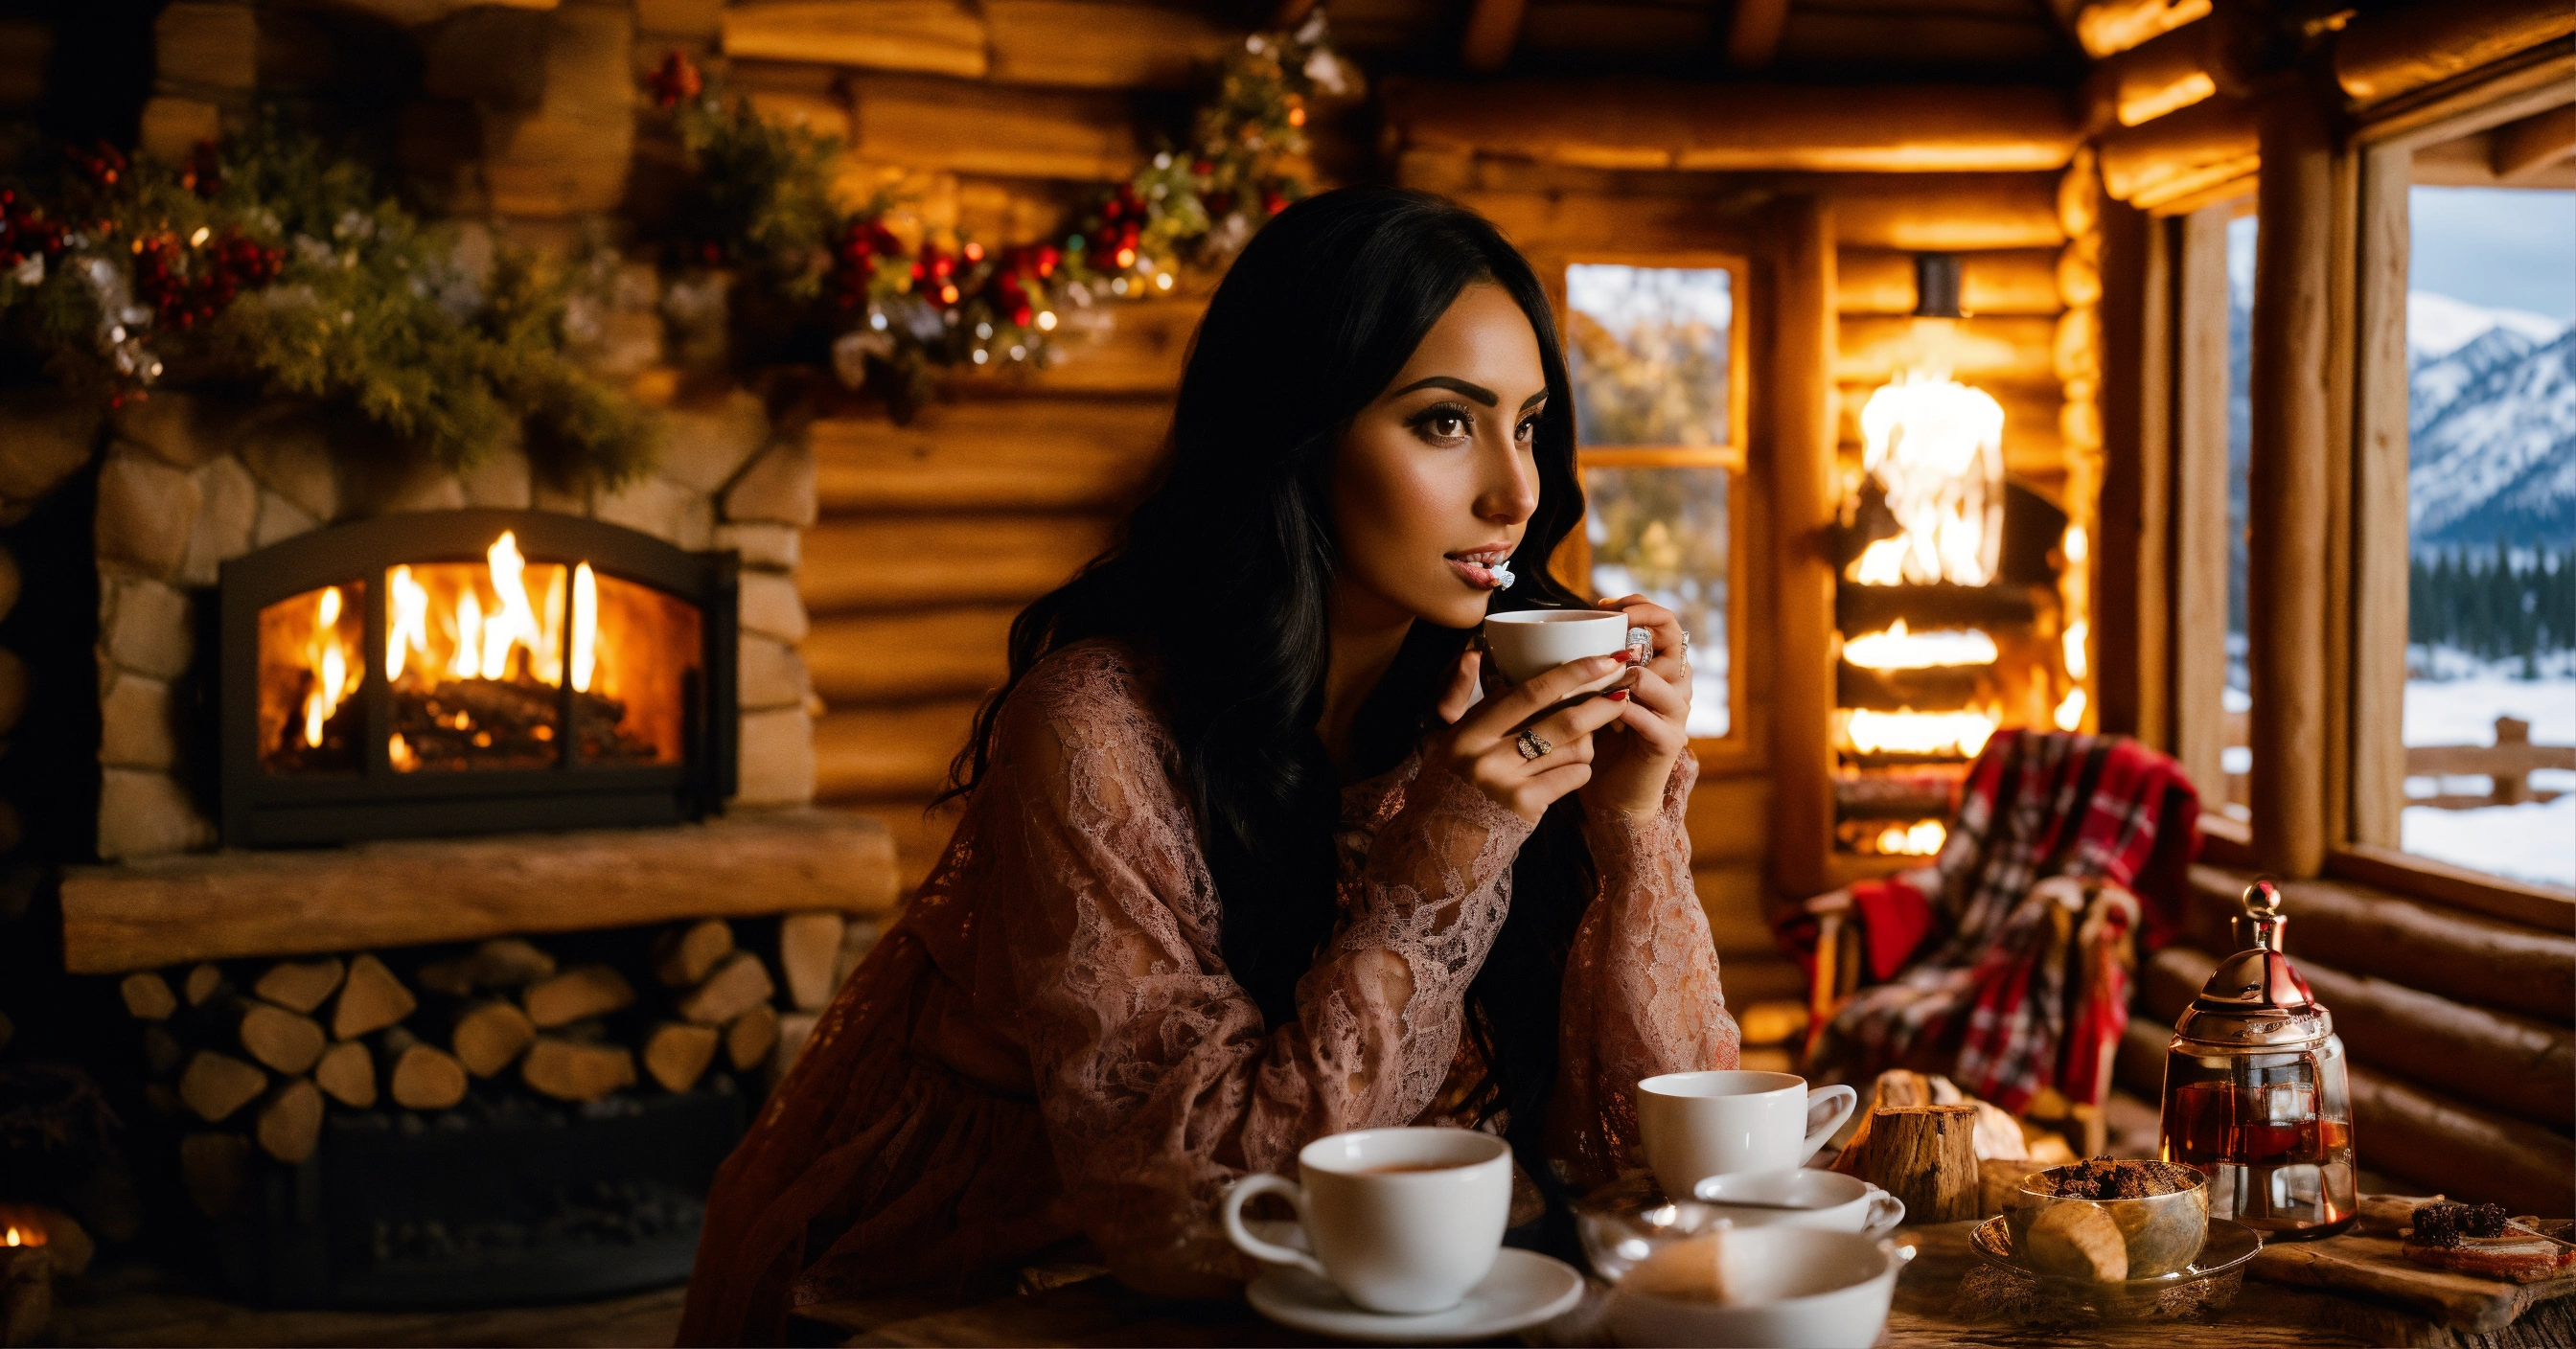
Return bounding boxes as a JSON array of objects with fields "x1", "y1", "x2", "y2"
[
  {"x1": 1516, "y1": 415, "x2": 1539, "y2": 444},
  {"x1": 1412, "y1": 407, "x2": 1473, "y2": 444}
]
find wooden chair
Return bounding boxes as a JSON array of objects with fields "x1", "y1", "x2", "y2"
[{"x1": 1805, "y1": 874, "x2": 2144, "y2": 1157}]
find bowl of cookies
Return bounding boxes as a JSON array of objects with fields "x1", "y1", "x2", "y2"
[{"x1": 2001, "y1": 1160, "x2": 2209, "y2": 1280}]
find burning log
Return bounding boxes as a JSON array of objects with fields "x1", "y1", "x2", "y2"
[
  {"x1": 780, "y1": 912, "x2": 847, "y2": 1011},
  {"x1": 177, "y1": 1050, "x2": 268, "y2": 1123},
  {"x1": 253, "y1": 1078, "x2": 325, "y2": 1164},
  {"x1": 523, "y1": 965, "x2": 636, "y2": 1029},
  {"x1": 385, "y1": 677, "x2": 663, "y2": 774},
  {"x1": 654, "y1": 919, "x2": 735, "y2": 988},
  {"x1": 448, "y1": 999, "x2": 538, "y2": 1078},
  {"x1": 380, "y1": 1028, "x2": 468, "y2": 1111},
  {"x1": 644, "y1": 1022, "x2": 721, "y2": 1093},
  {"x1": 314, "y1": 1040, "x2": 376, "y2": 1109},
  {"x1": 253, "y1": 957, "x2": 345, "y2": 1015},
  {"x1": 119, "y1": 972, "x2": 177, "y2": 1021},
  {"x1": 521, "y1": 1038, "x2": 637, "y2": 1102},
  {"x1": 333, "y1": 954, "x2": 416, "y2": 1040},
  {"x1": 727, "y1": 1003, "x2": 781, "y2": 1072}
]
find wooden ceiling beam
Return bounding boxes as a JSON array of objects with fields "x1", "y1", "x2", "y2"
[
  {"x1": 1725, "y1": 0, "x2": 1789, "y2": 71},
  {"x1": 2491, "y1": 103, "x2": 2576, "y2": 180},
  {"x1": 1380, "y1": 78, "x2": 2082, "y2": 172},
  {"x1": 2072, "y1": 0, "x2": 2205, "y2": 59},
  {"x1": 2334, "y1": 0, "x2": 2576, "y2": 107},
  {"x1": 1460, "y1": 0, "x2": 1528, "y2": 74},
  {"x1": 2081, "y1": 17, "x2": 2214, "y2": 133}
]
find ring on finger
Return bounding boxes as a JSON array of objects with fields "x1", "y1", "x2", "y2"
[{"x1": 1515, "y1": 728, "x2": 1552, "y2": 762}]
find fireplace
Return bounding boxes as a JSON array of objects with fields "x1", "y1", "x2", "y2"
[
  {"x1": 1828, "y1": 293, "x2": 2072, "y2": 858},
  {"x1": 219, "y1": 509, "x2": 739, "y2": 846}
]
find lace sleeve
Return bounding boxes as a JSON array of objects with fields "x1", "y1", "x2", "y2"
[
  {"x1": 1549, "y1": 753, "x2": 1741, "y2": 1187},
  {"x1": 986, "y1": 653, "x2": 1535, "y2": 1298}
]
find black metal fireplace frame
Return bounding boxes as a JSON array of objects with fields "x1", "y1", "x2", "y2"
[{"x1": 219, "y1": 509, "x2": 738, "y2": 846}]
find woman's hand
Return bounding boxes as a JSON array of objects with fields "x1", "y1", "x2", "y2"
[
  {"x1": 1430, "y1": 650, "x2": 1630, "y2": 824},
  {"x1": 1580, "y1": 595, "x2": 1694, "y2": 817}
]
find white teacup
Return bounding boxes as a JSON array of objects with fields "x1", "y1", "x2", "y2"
[
  {"x1": 1606, "y1": 1227, "x2": 1912, "y2": 1349},
  {"x1": 1691, "y1": 1169, "x2": 1907, "y2": 1239},
  {"x1": 1480, "y1": 609, "x2": 1633, "y2": 684},
  {"x1": 1637, "y1": 1070, "x2": 1857, "y2": 1200},
  {"x1": 1219, "y1": 1127, "x2": 1512, "y2": 1315}
]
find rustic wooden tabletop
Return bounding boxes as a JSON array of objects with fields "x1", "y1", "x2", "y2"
[{"x1": 794, "y1": 1221, "x2": 2576, "y2": 1348}]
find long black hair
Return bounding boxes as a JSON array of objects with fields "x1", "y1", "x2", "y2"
[{"x1": 944, "y1": 186, "x2": 1598, "y2": 1217}]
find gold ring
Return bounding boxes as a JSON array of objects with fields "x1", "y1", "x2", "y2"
[{"x1": 1515, "y1": 729, "x2": 1551, "y2": 761}]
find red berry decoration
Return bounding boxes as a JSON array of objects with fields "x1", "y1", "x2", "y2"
[{"x1": 647, "y1": 50, "x2": 703, "y2": 108}]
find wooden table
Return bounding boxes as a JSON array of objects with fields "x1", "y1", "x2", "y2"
[{"x1": 796, "y1": 1223, "x2": 2576, "y2": 1348}]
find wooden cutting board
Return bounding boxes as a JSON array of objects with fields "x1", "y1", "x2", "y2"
[{"x1": 2250, "y1": 1208, "x2": 2576, "y2": 1334}]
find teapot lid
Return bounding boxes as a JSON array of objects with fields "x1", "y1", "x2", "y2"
[{"x1": 2173, "y1": 880, "x2": 2335, "y2": 1049}]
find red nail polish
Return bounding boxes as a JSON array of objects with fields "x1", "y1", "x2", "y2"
[{"x1": 1605, "y1": 690, "x2": 1629, "y2": 701}]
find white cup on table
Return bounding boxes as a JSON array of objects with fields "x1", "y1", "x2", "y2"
[
  {"x1": 1692, "y1": 1168, "x2": 1907, "y2": 1238},
  {"x1": 1218, "y1": 1127, "x2": 1513, "y2": 1315},
  {"x1": 1636, "y1": 1070, "x2": 1857, "y2": 1200}
]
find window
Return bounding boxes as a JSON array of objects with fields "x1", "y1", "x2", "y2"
[
  {"x1": 1562, "y1": 263, "x2": 1744, "y2": 741},
  {"x1": 2393, "y1": 182, "x2": 2574, "y2": 890},
  {"x1": 2170, "y1": 197, "x2": 2257, "y2": 826},
  {"x1": 2220, "y1": 213, "x2": 2257, "y2": 820}
]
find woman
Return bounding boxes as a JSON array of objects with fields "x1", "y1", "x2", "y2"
[{"x1": 678, "y1": 187, "x2": 1739, "y2": 1344}]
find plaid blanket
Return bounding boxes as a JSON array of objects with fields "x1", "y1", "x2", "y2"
[{"x1": 1794, "y1": 731, "x2": 2200, "y2": 1114}]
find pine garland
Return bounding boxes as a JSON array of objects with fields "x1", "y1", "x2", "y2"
[
  {"x1": 651, "y1": 13, "x2": 1357, "y2": 421},
  {"x1": 0, "y1": 125, "x2": 656, "y2": 487}
]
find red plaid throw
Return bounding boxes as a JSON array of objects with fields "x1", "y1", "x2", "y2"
[{"x1": 1795, "y1": 731, "x2": 2199, "y2": 1114}]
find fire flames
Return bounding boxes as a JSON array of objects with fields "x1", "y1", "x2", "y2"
[
  {"x1": 1851, "y1": 373, "x2": 2004, "y2": 587},
  {"x1": 1876, "y1": 820, "x2": 1948, "y2": 856},
  {"x1": 262, "y1": 530, "x2": 699, "y2": 776},
  {"x1": 1843, "y1": 619, "x2": 1998, "y2": 671},
  {"x1": 1843, "y1": 706, "x2": 2000, "y2": 758}
]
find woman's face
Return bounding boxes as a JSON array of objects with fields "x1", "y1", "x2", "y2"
[{"x1": 1330, "y1": 281, "x2": 1549, "y2": 632}]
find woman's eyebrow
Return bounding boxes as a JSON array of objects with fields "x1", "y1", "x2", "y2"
[
  {"x1": 1387, "y1": 376, "x2": 1498, "y2": 405},
  {"x1": 1518, "y1": 390, "x2": 1547, "y2": 412}
]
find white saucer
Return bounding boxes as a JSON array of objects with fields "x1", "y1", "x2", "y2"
[{"x1": 1246, "y1": 1247, "x2": 1587, "y2": 1344}]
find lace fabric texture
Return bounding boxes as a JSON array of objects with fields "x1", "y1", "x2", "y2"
[{"x1": 676, "y1": 641, "x2": 1739, "y2": 1344}]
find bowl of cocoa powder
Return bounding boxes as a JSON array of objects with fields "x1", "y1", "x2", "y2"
[{"x1": 2001, "y1": 1160, "x2": 2209, "y2": 1280}]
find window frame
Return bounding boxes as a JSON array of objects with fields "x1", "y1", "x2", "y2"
[
  {"x1": 2334, "y1": 80, "x2": 2576, "y2": 926},
  {"x1": 1543, "y1": 250, "x2": 1757, "y2": 770}
]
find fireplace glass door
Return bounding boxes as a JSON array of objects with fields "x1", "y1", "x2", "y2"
[{"x1": 225, "y1": 511, "x2": 737, "y2": 845}]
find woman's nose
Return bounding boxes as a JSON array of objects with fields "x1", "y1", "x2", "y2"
[{"x1": 1479, "y1": 445, "x2": 1538, "y2": 525}]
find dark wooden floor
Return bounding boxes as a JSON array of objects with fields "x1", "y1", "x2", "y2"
[{"x1": 53, "y1": 1266, "x2": 686, "y2": 1348}]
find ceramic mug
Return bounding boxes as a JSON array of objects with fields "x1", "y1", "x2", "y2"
[
  {"x1": 1691, "y1": 1169, "x2": 1907, "y2": 1239},
  {"x1": 1218, "y1": 1127, "x2": 1512, "y2": 1315},
  {"x1": 1637, "y1": 1070, "x2": 1858, "y2": 1200},
  {"x1": 1606, "y1": 1227, "x2": 1912, "y2": 1349},
  {"x1": 1480, "y1": 609, "x2": 1640, "y2": 685}
]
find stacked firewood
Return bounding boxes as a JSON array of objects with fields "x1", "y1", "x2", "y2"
[{"x1": 115, "y1": 913, "x2": 876, "y2": 1216}]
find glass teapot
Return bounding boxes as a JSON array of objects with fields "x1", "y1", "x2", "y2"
[{"x1": 2157, "y1": 880, "x2": 2357, "y2": 1239}]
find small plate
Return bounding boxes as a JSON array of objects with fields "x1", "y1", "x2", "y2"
[
  {"x1": 1246, "y1": 1247, "x2": 1587, "y2": 1344},
  {"x1": 1963, "y1": 1215, "x2": 2263, "y2": 1321}
]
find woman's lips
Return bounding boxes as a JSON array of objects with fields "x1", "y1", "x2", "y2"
[{"x1": 1446, "y1": 555, "x2": 1513, "y2": 589}]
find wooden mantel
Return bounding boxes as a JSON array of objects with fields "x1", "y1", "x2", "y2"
[
  {"x1": 60, "y1": 811, "x2": 901, "y2": 974},
  {"x1": 1381, "y1": 79, "x2": 2083, "y2": 172}
]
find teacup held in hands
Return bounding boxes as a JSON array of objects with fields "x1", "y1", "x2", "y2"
[{"x1": 1480, "y1": 609, "x2": 1634, "y2": 685}]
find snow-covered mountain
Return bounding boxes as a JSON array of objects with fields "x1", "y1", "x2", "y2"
[{"x1": 2404, "y1": 292, "x2": 2574, "y2": 548}]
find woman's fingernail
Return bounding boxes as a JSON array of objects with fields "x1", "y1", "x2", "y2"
[{"x1": 1605, "y1": 690, "x2": 1630, "y2": 701}]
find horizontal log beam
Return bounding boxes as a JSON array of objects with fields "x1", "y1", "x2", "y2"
[
  {"x1": 802, "y1": 514, "x2": 1114, "y2": 611},
  {"x1": 2082, "y1": 17, "x2": 2216, "y2": 131},
  {"x1": 2495, "y1": 103, "x2": 2576, "y2": 180},
  {"x1": 816, "y1": 699, "x2": 983, "y2": 800},
  {"x1": 1835, "y1": 314, "x2": 2060, "y2": 385},
  {"x1": 2098, "y1": 93, "x2": 2256, "y2": 204},
  {"x1": 847, "y1": 73, "x2": 1139, "y2": 181},
  {"x1": 1381, "y1": 78, "x2": 2082, "y2": 173},
  {"x1": 723, "y1": 1, "x2": 988, "y2": 79},
  {"x1": 2411, "y1": 128, "x2": 2576, "y2": 189},
  {"x1": 60, "y1": 812, "x2": 901, "y2": 973},
  {"x1": 2073, "y1": 0, "x2": 2206, "y2": 58},
  {"x1": 1775, "y1": 11, "x2": 2077, "y2": 73},
  {"x1": 808, "y1": 606, "x2": 1017, "y2": 705},
  {"x1": 2145, "y1": 946, "x2": 2574, "y2": 1129},
  {"x1": 1019, "y1": 299, "x2": 1204, "y2": 394},
  {"x1": 2185, "y1": 864, "x2": 2575, "y2": 1022},
  {"x1": 2334, "y1": 0, "x2": 2576, "y2": 106},
  {"x1": 813, "y1": 397, "x2": 1168, "y2": 514},
  {"x1": 1826, "y1": 172, "x2": 2066, "y2": 249},
  {"x1": 984, "y1": 1, "x2": 1230, "y2": 89},
  {"x1": 1836, "y1": 247, "x2": 2062, "y2": 316}
]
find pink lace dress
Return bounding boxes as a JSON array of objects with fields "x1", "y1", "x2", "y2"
[{"x1": 677, "y1": 641, "x2": 1739, "y2": 1344}]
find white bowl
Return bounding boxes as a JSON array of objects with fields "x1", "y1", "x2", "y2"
[{"x1": 1607, "y1": 1227, "x2": 1911, "y2": 1349}]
